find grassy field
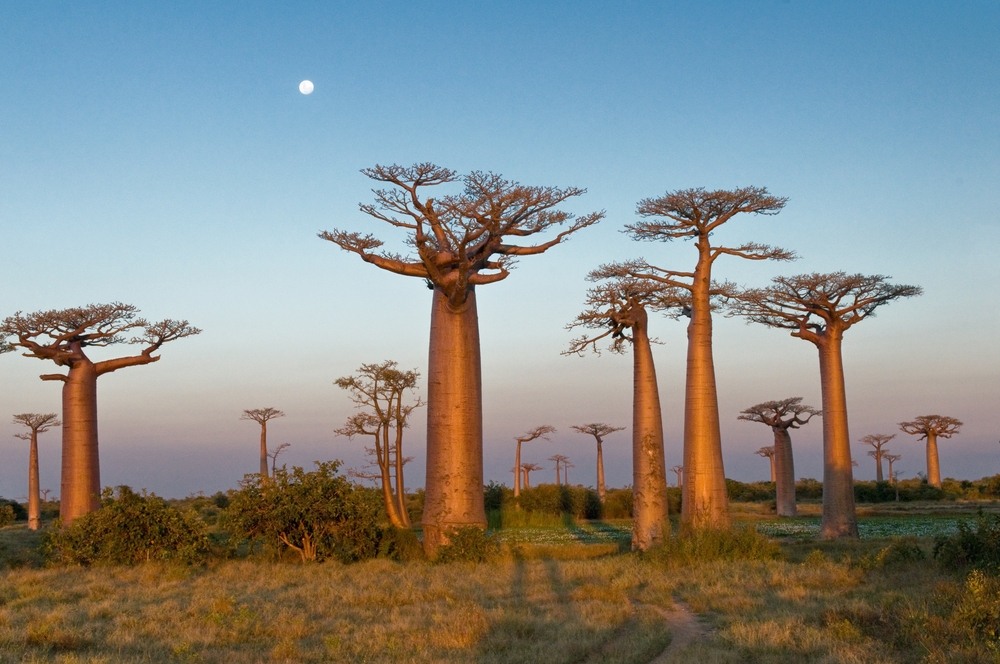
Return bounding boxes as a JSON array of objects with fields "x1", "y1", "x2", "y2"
[{"x1": 1, "y1": 504, "x2": 999, "y2": 663}]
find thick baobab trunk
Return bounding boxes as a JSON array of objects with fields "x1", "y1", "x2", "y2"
[
  {"x1": 596, "y1": 442, "x2": 606, "y2": 503},
  {"x1": 772, "y1": 427, "x2": 796, "y2": 517},
  {"x1": 61, "y1": 360, "x2": 101, "y2": 523},
  {"x1": 514, "y1": 441, "x2": 522, "y2": 497},
  {"x1": 422, "y1": 287, "x2": 487, "y2": 556},
  {"x1": 259, "y1": 421, "x2": 269, "y2": 477},
  {"x1": 768, "y1": 455, "x2": 776, "y2": 482},
  {"x1": 631, "y1": 313, "x2": 669, "y2": 550},
  {"x1": 816, "y1": 336, "x2": 858, "y2": 539},
  {"x1": 926, "y1": 433, "x2": 941, "y2": 488},
  {"x1": 28, "y1": 431, "x2": 40, "y2": 530},
  {"x1": 681, "y1": 251, "x2": 730, "y2": 532}
]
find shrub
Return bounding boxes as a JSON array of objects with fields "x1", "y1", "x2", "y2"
[
  {"x1": 376, "y1": 526, "x2": 425, "y2": 562},
  {"x1": 603, "y1": 488, "x2": 633, "y2": 519},
  {"x1": 43, "y1": 486, "x2": 208, "y2": 565},
  {"x1": 954, "y1": 570, "x2": 1000, "y2": 643},
  {"x1": 435, "y1": 526, "x2": 499, "y2": 563},
  {"x1": 224, "y1": 461, "x2": 382, "y2": 563},
  {"x1": 726, "y1": 479, "x2": 775, "y2": 502},
  {"x1": 934, "y1": 510, "x2": 1000, "y2": 571},
  {"x1": 796, "y1": 478, "x2": 823, "y2": 500},
  {"x1": 646, "y1": 526, "x2": 782, "y2": 567},
  {"x1": 0, "y1": 498, "x2": 27, "y2": 522},
  {"x1": 0, "y1": 504, "x2": 14, "y2": 529}
]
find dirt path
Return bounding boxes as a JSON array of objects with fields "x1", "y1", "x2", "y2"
[{"x1": 640, "y1": 598, "x2": 709, "y2": 662}]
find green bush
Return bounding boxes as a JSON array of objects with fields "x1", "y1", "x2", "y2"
[
  {"x1": 435, "y1": 526, "x2": 499, "y2": 563},
  {"x1": 376, "y1": 526, "x2": 425, "y2": 562},
  {"x1": 0, "y1": 505, "x2": 14, "y2": 529},
  {"x1": 224, "y1": 461, "x2": 382, "y2": 563},
  {"x1": 954, "y1": 570, "x2": 1000, "y2": 643},
  {"x1": 796, "y1": 478, "x2": 823, "y2": 500},
  {"x1": 934, "y1": 510, "x2": 1000, "y2": 571},
  {"x1": 0, "y1": 498, "x2": 27, "y2": 522},
  {"x1": 603, "y1": 487, "x2": 633, "y2": 519},
  {"x1": 646, "y1": 526, "x2": 782, "y2": 567},
  {"x1": 726, "y1": 479, "x2": 776, "y2": 502},
  {"x1": 43, "y1": 486, "x2": 208, "y2": 565}
]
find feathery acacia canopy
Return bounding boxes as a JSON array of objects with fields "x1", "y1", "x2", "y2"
[{"x1": 319, "y1": 163, "x2": 604, "y2": 308}]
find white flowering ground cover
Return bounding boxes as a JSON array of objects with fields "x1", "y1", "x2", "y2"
[{"x1": 491, "y1": 520, "x2": 632, "y2": 545}]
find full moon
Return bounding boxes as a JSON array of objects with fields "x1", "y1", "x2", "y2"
[{"x1": 299, "y1": 80, "x2": 314, "y2": 95}]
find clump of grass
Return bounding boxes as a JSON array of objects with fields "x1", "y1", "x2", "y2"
[
  {"x1": 954, "y1": 569, "x2": 1000, "y2": 643},
  {"x1": 934, "y1": 509, "x2": 1000, "y2": 571},
  {"x1": 646, "y1": 526, "x2": 782, "y2": 567}
]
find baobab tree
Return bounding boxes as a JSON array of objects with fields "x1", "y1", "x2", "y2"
[
  {"x1": 734, "y1": 272, "x2": 921, "y2": 538},
  {"x1": 567, "y1": 273, "x2": 688, "y2": 550},
  {"x1": 521, "y1": 463, "x2": 543, "y2": 489},
  {"x1": 670, "y1": 464, "x2": 683, "y2": 489},
  {"x1": 512, "y1": 425, "x2": 555, "y2": 497},
  {"x1": 570, "y1": 423, "x2": 625, "y2": 503},
  {"x1": 860, "y1": 433, "x2": 895, "y2": 482},
  {"x1": 755, "y1": 446, "x2": 776, "y2": 482},
  {"x1": 320, "y1": 164, "x2": 602, "y2": 553},
  {"x1": 548, "y1": 454, "x2": 569, "y2": 485},
  {"x1": 738, "y1": 397, "x2": 820, "y2": 517},
  {"x1": 563, "y1": 460, "x2": 575, "y2": 485},
  {"x1": 899, "y1": 415, "x2": 962, "y2": 488},
  {"x1": 335, "y1": 361, "x2": 422, "y2": 529},
  {"x1": 241, "y1": 408, "x2": 285, "y2": 479},
  {"x1": 1, "y1": 303, "x2": 200, "y2": 523},
  {"x1": 621, "y1": 187, "x2": 793, "y2": 532},
  {"x1": 12, "y1": 413, "x2": 60, "y2": 530},
  {"x1": 885, "y1": 453, "x2": 903, "y2": 501}
]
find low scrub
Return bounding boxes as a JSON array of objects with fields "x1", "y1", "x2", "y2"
[
  {"x1": 435, "y1": 526, "x2": 499, "y2": 563},
  {"x1": 934, "y1": 510, "x2": 1000, "y2": 571},
  {"x1": 43, "y1": 486, "x2": 208, "y2": 565},
  {"x1": 645, "y1": 525, "x2": 782, "y2": 566}
]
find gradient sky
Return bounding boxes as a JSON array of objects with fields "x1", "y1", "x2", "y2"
[{"x1": 2, "y1": 1, "x2": 998, "y2": 499}]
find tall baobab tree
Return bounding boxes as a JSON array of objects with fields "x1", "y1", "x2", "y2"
[
  {"x1": 567, "y1": 273, "x2": 687, "y2": 550},
  {"x1": 738, "y1": 398, "x2": 820, "y2": 517},
  {"x1": 734, "y1": 272, "x2": 921, "y2": 538},
  {"x1": 670, "y1": 464, "x2": 683, "y2": 489},
  {"x1": 320, "y1": 164, "x2": 602, "y2": 553},
  {"x1": 755, "y1": 446, "x2": 776, "y2": 482},
  {"x1": 548, "y1": 454, "x2": 569, "y2": 485},
  {"x1": 899, "y1": 415, "x2": 962, "y2": 488},
  {"x1": 621, "y1": 187, "x2": 793, "y2": 532},
  {"x1": 860, "y1": 433, "x2": 895, "y2": 482},
  {"x1": 12, "y1": 413, "x2": 60, "y2": 530},
  {"x1": 521, "y1": 463, "x2": 543, "y2": 489},
  {"x1": 570, "y1": 423, "x2": 625, "y2": 503},
  {"x1": 241, "y1": 408, "x2": 285, "y2": 479},
  {"x1": 1, "y1": 303, "x2": 200, "y2": 523},
  {"x1": 335, "y1": 361, "x2": 422, "y2": 528},
  {"x1": 512, "y1": 425, "x2": 555, "y2": 497}
]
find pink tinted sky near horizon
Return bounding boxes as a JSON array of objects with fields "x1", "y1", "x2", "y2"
[{"x1": 1, "y1": 1, "x2": 998, "y2": 498}]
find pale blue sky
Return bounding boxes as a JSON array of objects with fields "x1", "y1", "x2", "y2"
[{"x1": 2, "y1": 1, "x2": 998, "y2": 498}]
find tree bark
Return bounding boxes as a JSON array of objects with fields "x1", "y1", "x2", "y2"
[
  {"x1": 926, "y1": 432, "x2": 941, "y2": 488},
  {"x1": 514, "y1": 440, "x2": 522, "y2": 498},
  {"x1": 875, "y1": 454, "x2": 884, "y2": 483},
  {"x1": 816, "y1": 335, "x2": 858, "y2": 539},
  {"x1": 631, "y1": 311, "x2": 669, "y2": 550},
  {"x1": 769, "y1": 456, "x2": 776, "y2": 482},
  {"x1": 259, "y1": 421, "x2": 269, "y2": 478},
  {"x1": 681, "y1": 245, "x2": 730, "y2": 532},
  {"x1": 422, "y1": 287, "x2": 487, "y2": 556},
  {"x1": 596, "y1": 441, "x2": 606, "y2": 503},
  {"x1": 60, "y1": 359, "x2": 101, "y2": 523},
  {"x1": 772, "y1": 427, "x2": 796, "y2": 517},
  {"x1": 28, "y1": 431, "x2": 40, "y2": 530},
  {"x1": 394, "y1": 433, "x2": 410, "y2": 527}
]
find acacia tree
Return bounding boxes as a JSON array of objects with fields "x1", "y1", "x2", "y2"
[
  {"x1": 567, "y1": 274, "x2": 687, "y2": 550},
  {"x1": 335, "y1": 361, "x2": 422, "y2": 528},
  {"x1": 734, "y1": 273, "x2": 921, "y2": 538},
  {"x1": 570, "y1": 423, "x2": 625, "y2": 503},
  {"x1": 12, "y1": 413, "x2": 60, "y2": 530},
  {"x1": 670, "y1": 464, "x2": 683, "y2": 489},
  {"x1": 899, "y1": 415, "x2": 962, "y2": 488},
  {"x1": 860, "y1": 433, "x2": 895, "y2": 482},
  {"x1": 512, "y1": 425, "x2": 555, "y2": 497},
  {"x1": 241, "y1": 408, "x2": 285, "y2": 479},
  {"x1": 1, "y1": 304, "x2": 200, "y2": 523},
  {"x1": 548, "y1": 454, "x2": 569, "y2": 485},
  {"x1": 755, "y1": 446, "x2": 776, "y2": 482},
  {"x1": 738, "y1": 398, "x2": 819, "y2": 517},
  {"x1": 321, "y1": 164, "x2": 602, "y2": 553},
  {"x1": 521, "y1": 463, "x2": 543, "y2": 488},
  {"x1": 621, "y1": 187, "x2": 793, "y2": 531}
]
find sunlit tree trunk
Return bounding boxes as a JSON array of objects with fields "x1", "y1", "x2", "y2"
[
  {"x1": 596, "y1": 442, "x2": 606, "y2": 503},
  {"x1": 632, "y1": 311, "x2": 670, "y2": 550},
  {"x1": 925, "y1": 433, "x2": 941, "y2": 488},
  {"x1": 259, "y1": 421, "x2": 269, "y2": 478},
  {"x1": 61, "y1": 359, "x2": 101, "y2": 523},
  {"x1": 27, "y1": 431, "x2": 41, "y2": 530},
  {"x1": 816, "y1": 334, "x2": 858, "y2": 539},
  {"x1": 422, "y1": 287, "x2": 486, "y2": 555},
  {"x1": 514, "y1": 441, "x2": 523, "y2": 498},
  {"x1": 394, "y1": 430, "x2": 410, "y2": 527},
  {"x1": 772, "y1": 428, "x2": 796, "y2": 517},
  {"x1": 681, "y1": 246, "x2": 730, "y2": 532}
]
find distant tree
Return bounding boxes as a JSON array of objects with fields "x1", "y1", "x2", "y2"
[
  {"x1": 511, "y1": 425, "x2": 555, "y2": 498},
  {"x1": 12, "y1": 413, "x2": 60, "y2": 530},
  {"x1": 241, "y1": 408, "x2": 285, "y2": 479},
  {"x1": 335, "y1": 361, "x2": 422, "y2": 528},
  {"x1": 521, "y1": 463, "x2": 543, "y2": 489},
  {"x1": 884, "y1": 453, "x2": 901, "y2": 485},
  {"x1": 548, "y1": 454, "x2": 569, "y2": 485},
  {"x1": 570, "y1": 423, "x2": 625, "y2": 503},
  {"x1": 41, "y1": 489, "x2": 52, "y2": 502},
  {"x1": 563, "y1": 460, "x2": 575, "y2": 485},
  {"x1": 670, "y1": 465, "x2": 684, "y2": 489},
  {"x1": 567, "y1": 273, "x2": 686, "y2": 550},
  {"x1": 755, "y1": 446, "x2": 776, "y2": 482},
  {"x1": 899, "y1": 415, "x2": 962, "y2": 488},
  {"x1": 622, "y1": 186, "x2": 793, "y2": 532},
  {"x1": 860, "y1": 433, "x2": 895, "y2": 482},
  {"x1": 320, "y1": 164, "x2": 602, "y2": 554},
  {"x1": 738, "y1": 398, "x2": 819, "y2": 517},
  {"x1": 268, "y1": 442, "x2": 291, "y2": 477},
  {"x1": 734, "y1": 272, "x2": 921, "y2": 538},
  {"x1": 1, "y1": 303, "x2": 200, "y2": 523}
]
